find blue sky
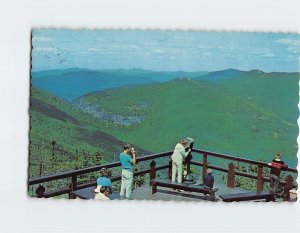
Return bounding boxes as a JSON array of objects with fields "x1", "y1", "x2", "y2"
[{"x1": 31, "y1": 29, "x2": 300, "y2": 72}]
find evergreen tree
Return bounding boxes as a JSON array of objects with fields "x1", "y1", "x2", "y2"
[{"x1": 51, "y1": 140, "x2": 57, "y2": 174}]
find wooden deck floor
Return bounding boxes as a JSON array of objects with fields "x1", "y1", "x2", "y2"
[{"x1": 130, "y1": 181, "x2": 249, "y2": 202}]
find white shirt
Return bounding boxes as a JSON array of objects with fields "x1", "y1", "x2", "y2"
[
  {"x1": 171, "y1": 143, "x2": 189, "y2": 164},
  {"x1": 94, "y1": 193, "x2": 110, "y2": 200}
]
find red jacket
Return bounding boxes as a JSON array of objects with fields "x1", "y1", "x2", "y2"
[{"x1": 270, "y1": 159, "x2": 287, "y2": 176}]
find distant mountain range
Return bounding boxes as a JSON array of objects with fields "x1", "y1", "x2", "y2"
[
  {"x1": 32, "y1": 68, "x2": 208, "y2": 101},
  {"x1": 195, "y1": 68, "x2": 247, "y2": 82}
]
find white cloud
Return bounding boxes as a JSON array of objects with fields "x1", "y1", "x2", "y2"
[
  {"x1": 32, "y1": 36, "x2": 53, "y2": 42},
  {"x1": 287, "y1": 47, "x2": 300, "y2": 53},
  {"x1": 197, "y1": 45, "x2": 209, "y2": 49},
  {"x1": 276, "y1": 38, "x2": 300, "y2": 54},
  {"x1": 276, "y1": 38, "x2": 300, "y2": 47},
  {"x1": 33, "y1": 47, "x2": 56, "y2": 52},
  {"x1": 88, "y1": 48, "x2": 101, "y2": 52},
  {"x1": 260, "y1": 52, "x2": 275, "y2": 58},
  {"x1": 130, "y1": 45, "x2": 139, "y2": 49},
  {"x1": 248, "y1": 48, "x2": 276, "y2": 58},
  {"x1": 203, "y1": 52, "x2": 211, "y2": 56},
  {"x1": 251, "y1": 48, "x2": 270, "y2": 54},
  {"x1": 153, "y1": 49, "x2": 165, "y2": 54}
]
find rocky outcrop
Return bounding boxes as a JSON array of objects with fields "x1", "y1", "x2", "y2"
[{"x1": 72, "y1": 98, "x2": 144, "y2": 126}]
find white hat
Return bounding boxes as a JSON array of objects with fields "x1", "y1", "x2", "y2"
[{"x1": 94, "y1": 185, "x2": 102, "y2": 193}]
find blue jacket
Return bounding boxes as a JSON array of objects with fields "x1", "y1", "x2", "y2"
[{"x1": 204, "y1": 174, "x2": 214, "y2": 189}]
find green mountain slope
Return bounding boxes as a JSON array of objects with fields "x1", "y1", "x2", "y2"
[
  {"x1": 29, "y1": 87, "x2": 150, "y2": 178},
  {"x1": 222, "y1": 71, "x2": 299, "y2": 123},
  {"x1": 78, "y1": 78, "x2": 298, "y2": 166}
]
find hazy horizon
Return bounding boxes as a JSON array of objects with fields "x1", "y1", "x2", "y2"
[
  {"x1": 31, "y1": 30, "x2": 300, "y2": 73},
  {"x1": 31, "y1": 66, "x2": 298, "y2": 74}
]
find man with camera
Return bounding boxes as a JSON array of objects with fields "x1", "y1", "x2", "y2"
[{"x1": 119, "y1": 143, "x2": 136, "y2": 199}]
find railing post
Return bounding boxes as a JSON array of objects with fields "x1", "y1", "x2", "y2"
[
  {"x1": 227, "y1": 163, "x2": 235, "y2": 188},
  {"x1": 168, "y1": 160, "x2": 172, "y2": 180},
  {"x1": 283, "y1": 175, "x2": 293, "y2": 201},
  {"x1": 69, "y1": 175, "x2": 77, "y2": 199},
  {"x1": 202, "y1": 154, "x2": 207, "y2": 181},
  {"x1": 36, "y1": 185, "x2": 45, "y2": 198},
  {"x1": 257, "y1": 165, "x2": 263, "y2": 192},
  {"x1": 150, "y1": 160, "x2": 156, "y2": 186}
]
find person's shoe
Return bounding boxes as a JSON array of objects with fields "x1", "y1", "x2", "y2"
[{"x1": 177, "y1": 189, "x2": 184, "y2": 192}]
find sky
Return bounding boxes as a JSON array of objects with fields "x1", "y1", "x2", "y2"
[{"x1": 31, "y1": 29, "x2": 300, "y2": 72}]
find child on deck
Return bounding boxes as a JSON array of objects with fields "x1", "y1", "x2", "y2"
[{"x1": 203, "y1": 169, "x2": 218, "y2": 201}]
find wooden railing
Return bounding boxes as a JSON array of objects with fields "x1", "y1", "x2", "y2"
[
  {"x1": 190, "y1": 149, "x2": 297, "y2": 201},
  {"x1": 28, "y1": 148, "x2": 297, "y2": 201},
  {"x1": 28, "y1": 151, "x2": 173, "y2": 198}
]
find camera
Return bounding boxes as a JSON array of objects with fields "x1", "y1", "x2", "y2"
[{"x1": 128, "y1": 146, "x2": 135, "y2": 156}]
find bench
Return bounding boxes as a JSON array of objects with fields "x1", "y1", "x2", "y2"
[
  {"x1": 71, "y1": 186, "x2": 121, "y2": 200},
  {"x1": 219, "y1": 190, "x2": 275, "y2": 202},
  {"x1": 151, "y1": 179, "x2": 217, "y2": 201}
]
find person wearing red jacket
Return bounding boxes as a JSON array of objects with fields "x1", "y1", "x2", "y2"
[{"x1": 268, "y1": 152, "x2": 288, "y2": 193}]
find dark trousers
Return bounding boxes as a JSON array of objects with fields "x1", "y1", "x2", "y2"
[
  {"x1": 204, "y1": 186, "x2": 218, "y2": 201},
  {"x1": 270, "y1": 174, "x2": 280, "y2": 193}
]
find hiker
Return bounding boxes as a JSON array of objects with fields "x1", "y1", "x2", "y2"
[
  {"x1": 94, "y1": 168, "x2": 112, "y2": 193},
  {"x1": 120, "y1": 143, "x2": 136, "y2": 199},
  {"x1": 268, "y1": 152, "x2": 288, "y2": 193},
  {"x1": 203, "y1": 168, "x2": 218, "y2": 201},
  {"x1": 171, "y1": 139, "x2": 191, "y2": 184}
]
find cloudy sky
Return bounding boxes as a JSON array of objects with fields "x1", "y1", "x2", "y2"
[{"x1": 31, "y1": 29, "x2": 300, "y2": 72}]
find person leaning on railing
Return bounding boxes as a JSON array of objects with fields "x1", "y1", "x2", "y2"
[
  {"x1": 268, "y1": 152, "x2": 288, "y2": 194},
  {"x1": 171, "y1": 139, "x2": 191, "y2": 184},
  {"x1": 119, "y1": 143, "x2": 136, "y2": 199}
]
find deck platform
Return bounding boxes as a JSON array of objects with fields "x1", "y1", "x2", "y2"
[
  {"x1": 130, "y1": 181, "x2": 249, "y2": 201},
  {"x1": 72, "y1": 180, "x2": 268, "y2": 202}
]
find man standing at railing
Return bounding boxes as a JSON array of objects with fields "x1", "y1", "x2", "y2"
[
  {"x1": 268, "y1": 152, "x2": 288, "y2": 194},
  {"x1": 120, "y1": 143, "x2": 136, "y2": 199},
  {"x1": 171, "y1": 139, "x2": 191, "y2": 185}
]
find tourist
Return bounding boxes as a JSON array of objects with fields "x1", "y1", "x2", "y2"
[
  {"x1": 120, "y1": 143, "x2": 136, "y2": 199},
  {"x1": 203, "y1": 168, "x2": 218, "y2": 201},
  {"x1": 268, "y1": 152, "x2": 288, "y2": 193},
  {"x1": 171, "y1": 139, "x2": 191, "y2": 184},
  {"x1": 94, "y1": 186, "x2": 111, "y2": 201},
  {"x1": 94, "y1": 168, "x2": 112, "y2": 193}
]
